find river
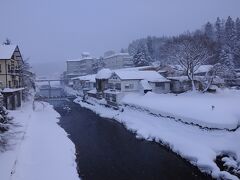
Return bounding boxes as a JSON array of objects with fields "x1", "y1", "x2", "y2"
[{"x1": 52, "y1": 100, "x2": 212, "y2": 180}]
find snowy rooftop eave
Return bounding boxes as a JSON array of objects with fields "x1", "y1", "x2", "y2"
[
  {"x1": 167, "y1": 76, "x2": 203, "y2": 82},
  {"x1": 0, "y1": 45, "x2": 17, "y2": 60},
  {"x1": 72, "y1": 74, "x2": 96, "y2": 82},
  {"x1": 2, "y1": 87, "x2": 25, "y2": 93},
  {"x1": 67, "y1": 56, "x2": 95, "y2": 62},
  {"x1": 114, "y1": 70, "x2": 170, "y2": 82},
  {"x1": 104, "y1": 53, "x2": 130, "y2": 59},
  {"x1": 96, "y1": 68, "x2": 112, "y2": 79}
]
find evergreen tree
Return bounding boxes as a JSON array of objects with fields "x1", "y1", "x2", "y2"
[
  {"x1": 233, "y1": 18, "x2": 240, "y2": 67},
  {"x1": 133, "y1": 42, "x2": 151, "y2": 67},
  {"x1": 146, "y1": 36, "x2": 154, "y2": 60},
  {"x1": 236, "y1": 17, "x2": 240, "y2": 41},
  {"x1": 215, "y1": 17, "x2": 224, "y2": 43},
  {"x1": 219, "y1": 48, "x2": 236, "y2": 79},
  {"x1": 225, "y1": 16, "x2": 236, "y2": 48},
  {"x1": 205, "y1": 22, "x2": 214, "y2": 40}
]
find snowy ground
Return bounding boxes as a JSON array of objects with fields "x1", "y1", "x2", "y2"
[
  {"x1": 0, "y1": 100, "x2": 79, "y2": 180},
  {"x1": 73, "y1": 91, "x2": 240, "y2": 180},
  {"x1": 122, "y1": 89, "x2": 240, "y2": 131}
]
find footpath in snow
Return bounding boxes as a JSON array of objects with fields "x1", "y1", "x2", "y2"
[
  {"x1": 72, "y1": 89, "x2": 240, "y2": 180},
  {"x1": 0, "y1": 100, "x2": 79, "y2": 180}
]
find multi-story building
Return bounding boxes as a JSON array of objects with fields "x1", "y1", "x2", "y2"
[
  {"x1": 0, "y1": 45, "x2": 24, "y2": 110},
  {"x1": 103, "y1": 52, "x2": 133, "y2": 70},
  {"x1": 0, "y1": 45, "x2": 23, "y2": 88},
  {"x1": 66, "y1": 52, "x2": 96, "y2": 79}
]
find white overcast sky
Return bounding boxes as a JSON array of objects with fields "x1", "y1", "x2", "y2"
[{"x1": 1, "y1": 0, "x2": 240, "y2": 76}]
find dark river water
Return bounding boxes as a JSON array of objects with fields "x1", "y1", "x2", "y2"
[{"x1": 52, "y1": 99, "x2": 212, "y2": 180}]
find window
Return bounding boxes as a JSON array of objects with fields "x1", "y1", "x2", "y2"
[
  {"x1": 8, "y1": 81, "x2": 11, "y2": 88},
  {"x1": 108, "y1": 83, "x2": 114, "y2": 89},
  {"x1": 125, "y1": 83, "x2": 134, "y2": 89},
  {"x1": 115, "y1": 83, "x2": 121, "y2": 90},
  {"x1": 105, "y1": 93, "x2": 110, "y2": 100},
  {"x1": 15, "y1": 80, "x2": 18, "y2": 88},
  {"x1": 112, "y1": 95, "x2": 116, "y2": 102},
  {"x1": 155, "y1": 82, "x2": 165, "y2": 90},
  {"x1": 8, "y1": 64, "x2": 11, "y2": 73}
]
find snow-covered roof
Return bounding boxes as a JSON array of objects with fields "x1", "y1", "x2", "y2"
[
  {"x1": 72, "y1": 74, "x2": 96, "y2": 82},
  {"x1": 104, "y1": 89, "x2": 123, "y2": 94},
  {"x1": 167, "y1": 65, "x2": 213, "y2": 74},
  {"x1": 114, "y1": 70, "x2": 170, "y2": 82},
  {"x1": 104, "y1": 53, "x2": 131, "y2": 59},
  {"x1": 167, "y1": 76, "x2": 202, "y2": 82},
  {"x1": 67, "y1": 56, "x2": 94, "y2": 62},
  {"x1": 140, "y1": 80, "x2": 152, "y2": 90},
  {"x1": 212, "y1": 76, "x2": 225, "y2": 84},
  {"x1": 96, "y1": 68, "x2": 112, "y2": 79},
  {"x1": 81, "y1": 52, "x2": 90, "y2": 56},
  {"x1": 2, "y1": 87, "x2": 25, "y2": 93},
  {"x1": 167, "y1": 76, "x2": 189, "y2": 82},
  {"x1": 87, "y1": 89, "x2": 97, "y2": 94},
  {"x1": 0, "y1": 45, "x2": 17, "y2": 59},
  {"x1": 194, "y1": 65, "x2": 213, "y2": 74},
  {"x1": 114, "y1": 66, "x2": 152, "y2": 72}
]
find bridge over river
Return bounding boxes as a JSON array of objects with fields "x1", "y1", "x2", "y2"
[{"x1": 35, "y1": 79, "x2": 75, "y2": 106}]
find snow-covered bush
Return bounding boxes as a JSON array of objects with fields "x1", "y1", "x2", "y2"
[
  {"x1": 0, "y1": 106, "x2": 9, "y2": 132},
  {"x1": 0, "y1": 106, "x2": 11, "y2": 152}
]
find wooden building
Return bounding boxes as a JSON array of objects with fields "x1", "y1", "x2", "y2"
[{"x1": 0, "y1": 45, "x2": 24, "y2": 110}]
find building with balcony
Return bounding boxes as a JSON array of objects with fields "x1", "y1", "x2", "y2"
[{"x1": 0, "y1": 45, "x2": 24, "y2": 109}]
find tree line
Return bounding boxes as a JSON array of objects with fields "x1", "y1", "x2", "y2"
[
  {"x1": 128, "y1": 16, "x2": 240, "y2": 76},
  {"x1": 128, "y1": 16, "x2": 240, "y2": 90}
]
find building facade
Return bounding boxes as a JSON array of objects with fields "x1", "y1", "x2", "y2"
[
  {"x1": 66, "y1": 53, "x2": 97, "y2": 79},
  {"x1": 0, "y1": 45, "x2": 23, "y2": 88},
  {"x1": 103, "y1": 53, "x2": 133, "y2": 70},
  {"x1": 0, "y1": 45, "x2": 24, "y2": 110}
]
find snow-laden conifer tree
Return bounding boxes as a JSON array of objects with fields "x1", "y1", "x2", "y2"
[
  {"x1": 225, "y1": 16, "x2": 236, "y2": 48},
  {"x1": 146, "y1": 36, "x2": 154, "y2": 60},
  {"x1": 215, "y1": 17, "x2": 225, "y2": 44},
  {"x1": 205, "y1": 22, "x2": 215, "y2": 40},
  {"x1": 133, "y1": 41, "x2": 151, "y2": 67},
  {"x1": 219, "y1": 48, "x2": 236, "y2": 79},
  {"x1": 236, "y1": 18, "x2": 240, "y2": 41}
]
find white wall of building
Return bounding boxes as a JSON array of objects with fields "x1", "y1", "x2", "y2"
[{"x1": 103, "y1": 53, "x2": 133, "y2": 70}]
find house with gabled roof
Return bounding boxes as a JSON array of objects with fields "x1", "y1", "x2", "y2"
[
  {"x1": 104, "y1": 70, "x2": 170, "y2": 107},
  {"x1": 72, "y1": 74, "x2": 96, "y2": 95},
  {"x1": 0, "y1": 45, "x2": 24, "y2": 109}
]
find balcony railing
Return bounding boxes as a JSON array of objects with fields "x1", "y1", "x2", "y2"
[{"x1": 8, "y1": 69, "x2": 21, "y2": 74}]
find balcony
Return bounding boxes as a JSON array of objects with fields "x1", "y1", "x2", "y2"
[{"x1": 8, "y1": 69, "x2": 21, "y2": 74}]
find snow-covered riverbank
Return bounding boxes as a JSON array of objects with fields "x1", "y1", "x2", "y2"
[
  {"x1": 0, "y1": 100, "x2": 79, "y2": 180},
  {"x1": 122, "y1": 89, "x2": 240, "y2": 131},
  {"x1": 73, "y1": 90, "x2": 240, "y2": 180}
]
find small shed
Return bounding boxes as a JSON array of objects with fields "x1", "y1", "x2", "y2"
[{"x1": 2, "y1": 88, "x2": 24, "y2": 110}]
